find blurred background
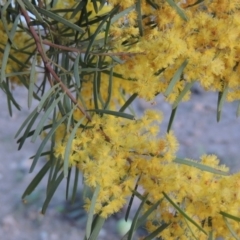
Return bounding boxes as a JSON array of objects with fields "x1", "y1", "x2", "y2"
[{"x1": 0, "y1": 85, "x2": 239, "y2": 240}]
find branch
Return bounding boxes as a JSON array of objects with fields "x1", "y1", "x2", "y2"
[
  {"x1": 42, "y1": 39, "x2": 146, "y2": 57},
  {"x1": 19, "y1": 7, "x2": 92, "y2": 121}
]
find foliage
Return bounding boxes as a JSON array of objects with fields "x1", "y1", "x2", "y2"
[{"x1": 1, "y1": 0, "x2": 240, "y2": 239}]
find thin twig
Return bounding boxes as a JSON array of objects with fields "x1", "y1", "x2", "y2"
[
  {"x1": 42, "y1": 39, "x2": 146, "y2": 56},
  {"x1": 19, "y1": 7, "x2": 92, "y2": 121}
]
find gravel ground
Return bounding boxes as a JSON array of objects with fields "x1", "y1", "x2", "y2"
[{"x1": 0, "y1": 85, "x2": 239, "y2": 240}]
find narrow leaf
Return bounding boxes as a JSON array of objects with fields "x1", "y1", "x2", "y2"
[
  {"x1": 165, "y1": 0, "x2": 188, "y2": 21},
  {"x1": 88, "y1": 109, "x2": 135, "y2": 120},
  {"x1": 223, "y1": 217, "x2": 240, "y2": 240},
  {"x1": 74, "y1": 54, "x2": 81, "y2": 88},
  {"x1": 41, "y1": 171, "x2": 64, "y2": 214},
  {"x1": 125, "y1": 175, "x2": 141, "y2": 222},
  {"x1": 89, "y1": 215, "x2": 105, "y2": 240},
  {"x1": 103, "y1": 67, "x2": 113, "y2": 110},
  {"x1": 37, "y1": 83, "x2": 60, "y2": 112},
  {"x1": 64, "y1": 117, "x2": 85, "y2": 177},
  {"x1": 86, "y1": 184, "x2": 101, "y2": 239},
  {"x1": 136, "y1": 198, "x2": 163, "y2": 229},
  {"x1": 167, "y1": 106, "x2": 177, "y2": 133},
  {"x1": 120, "y1": 93, "x2": 138, "y2": 113},
  {"x1": 15, "y1": 107, "x2": 38, "y2": 138},
  {"x1": 172, "y1": 82, "x2": 194, "y2": 109},
  {"x1": 84, "y1": 5, "x2": 119, "y2": 61},
  {"x1": 163, "y1": 192, "x2": 207, "y2": 235},
  {"x1": 136, "y1": 0, "x2": 144, "y2": 36},
  {"x1": 22, "y1": 160, "x2": 51, "y2": 199},
  {"x1": 143, "y1": 223, "x2": 170, "y2": 240},
  {"x1": 31, "y1": 93, "x2": 65, "y2": 143},
  {"x1": 36, "y1": 6, "x2": 85, "y2": 33},
  {"x1": 128, "y1": 194, "x2": 149, "y2": 240},
  {"x1": 220, "y1": 211, "x2": 240, "y2": 222},
  {"x1": 18, "y1": 111, "x2": 39, "y2": 150},
  {"x1": 174, "y1": 158, "x2": 229, "y2": 176},
  {"x1": 237, "y1": 101, "x2": 240, "y2": 117},
  {"x1": 165, "y1": 60, "x2": 188, "y2": 97},
  {"x1": 28, "y1": 52, "x2": 37, "y2": 108},
  {"x1": 71, "y1": 167, "x2": 79, "y2": 203},
  {"x1": 217, "y1": 86, "x2": 228, "y2": 122},
  {"x1": 30, "y1": 113, "x2": 69, "y2": 173}
]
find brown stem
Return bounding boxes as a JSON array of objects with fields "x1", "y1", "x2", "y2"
[
  {"x1": 42, "y1": 39, "x2": 146, "y2": 57},
  {"x1": 19, "y1": 7, "x2": 92, "y2": 121}
]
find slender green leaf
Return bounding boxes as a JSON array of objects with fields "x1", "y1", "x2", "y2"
[
  {"x1": 172, "y1": 82, "x2": 195, "y2": 109},
  {"x1": 128, "y1": 194, "x2": 148, "y2": 240},
  {"x1": 71, "y1": 167, "x2": 79, "y2": 203},
  {"x1": 18, "y1": 111, "x2": 39, "y2": 150},
  {"x1": 86, "y1": 184, "x2": 101, "y2": 239},
  {"x1": 146, "y1": 0, "x2": 159, "y2": 9},
  {"x1": 103, "y1": 66, "x2": 113, "y2": 109},
  {"x1": 30, "y1": 113, "x2": 69, "y2": 173},
  {"x1": 28, "y1": 52, "x2": 37, "y2": 108},
  {"x1": 74, "y1": 54, "x2": 81, "y2": 88},
  {"x1": 22, "y1": 0, "x2": 45, "y2": 23},
  {"x1": 88, "y1": 109, "x2": 135, "y2": 120},
  {"x1": 17, "y1": 124, "x2": 52, "y2": 145},
  {"x1": 208, "y1": 231, "x2": 213, "y2": 240},
  {"x1": 220, "y1": 211, "x2": 240, "y2": 222},
  {"x1": 37, "y1": 83, "x2": 60, "y2": 112},
  {"x1": 143, "y1": 223, "x2": 170, "y2": 240},
  {"x1": 0, "y1": 11, "x2": 21, "y2": 84},
  {"x1": 2, "y1": 80, "x2": 21, "y2": 111},
  {"x1": 167, "y1": 106, "x2": 177, "y2": 133},
  {"x1": 5, "y1": 80, "x2": 12, "y2": 117},
  {"x1": 1, "y1": 0, "x2": 14, "y2": 43},
  {"x1": 31, "y1": 93, "x2": 65, "y2": 143},
  {"x1": 136, "y1": 0, "x2": 143, "y2": 36},
  {"x1": 92, "y1": 0, "x2": 99, "y2": 13},
  {"x1": 237, "y1": 101, "x2": 240, "y2": 117},
  {"x1": 5, "y1": 71, "x2": 31, "y2": 77},
  {"x1": 109, "y1": 5, "x2": 136, "y2": 26},
  {"x1": 93, "y1": 58, "x2": 100, "y2": 110},
  {"x1": 125, "y1": 175, "x2": 141, "y2": 222},
  {"x1": 70, "y1": 0, "x2": 85, "y2": 19},
  {"x1": 0, "y1": 40, "x2": 10, "y2": 84},
  {"x1": 41, "y1": 171, "x2": 64, "y2": 214},
  {"x1": 223, "y1": 217, "x2": 240, "y2": 240},
  {"x1": 84, "y1": 5, "x2": 119, "y2": 61},
  {"x1": 165, "y1": 0, "x2": 188, "y2": 21},
  {"x1": 15, "y1": 107, "x2": 38, "y2": 138},
  {"x1": 163, "y1": 192, "x2": 207, "y2": 235},
  {"x1": 64, "y1": 117, "x2": 85, "y2": 177},
  {"x1": 89, "y1": 215, "x2": 105, "y2": 240},
  {"x1": 119, "y1": 93, "x2": 138, "y2": 113},
  {"x1": 136, "y1": 198, "x2": 163, "y2": 228},
  {"x1": 22, "y1": 160, "x2": 51, "y2": 199},
  {"x1": 186, "y1": 0, "x2": 204, "y2": 8},
  {"x1": 66, "y1": 168, "x2": 72, "y2": 200},
  {"x1": 36, "y1": 6, "x2": 85, "y2": 33},
  {"x1": 15, "y1": 0, "x2": 26, "y2": 10},
  {"x1": 217, "y1": 86, "x2": 228, "y2": 122},
  {"x1": 174, "y1": 158, "x2": 229, "y2": 176},
  {"x1": 165, "y1": 60, "x2": 188, "y2": 97}
]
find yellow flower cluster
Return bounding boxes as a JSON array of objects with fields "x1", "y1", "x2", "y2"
[
  {"x1": 107, "y1": 0, "x2": 240, "y2": 102},
  {"x1": 54, "y1": 110, "x2": 168, "y2": 218},
  {"x1": 53, "y1": 108, "x2": 240, "y2": 238},
  {"x1": 141, "y1": 156, "x2": 240, "y2": 239},
  {"x1": 0, "y1": 22, "x2": 35, "y2": 84}
]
